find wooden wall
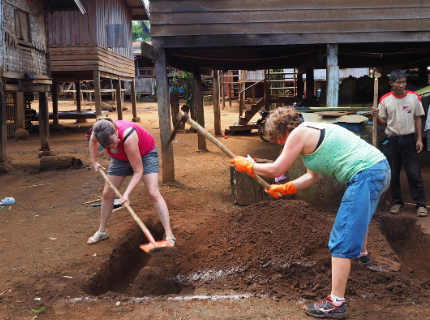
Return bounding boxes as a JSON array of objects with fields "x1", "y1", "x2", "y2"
[
  {"x1": 1, "y1": 0, "x2": 49, "y2": 76},
  {"x1": 149, "y1": 0, "x2": 430, "y2": 47},
  {"x1": 48, "y1": 0, "x2": 133, "y2": 59}
]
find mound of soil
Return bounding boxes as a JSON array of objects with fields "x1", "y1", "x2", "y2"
[{"x1": 134, "y1": 199, "x2": 430, "y2": 303}]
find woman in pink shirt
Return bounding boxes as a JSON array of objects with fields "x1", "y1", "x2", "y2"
[{"x1": 87, "y1": 117, "x2": 175, "y2": 246}]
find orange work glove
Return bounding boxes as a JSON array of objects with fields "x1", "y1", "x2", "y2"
[
  {"x1": 265, "y1": 181, "x2": 297, "y2": 198},
  {"x1": 230, "y1": 156, "x2": 255, "y2": 177}
]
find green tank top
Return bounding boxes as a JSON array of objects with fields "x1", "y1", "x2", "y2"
[{"x1": 301, "y1": 123, "x2": 385, "y2": 184}]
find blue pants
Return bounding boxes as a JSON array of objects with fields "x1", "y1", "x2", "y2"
[{"x1": 329, "y1": 160, "x2": 391, "y2": 259}]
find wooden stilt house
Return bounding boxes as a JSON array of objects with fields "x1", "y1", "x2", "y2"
[
  {"x1": 0, "y1": 0, "x2": 83, "y2": 172},
  {"x1": 47, "y1": 0, "x2": 148, "y2": 123}
]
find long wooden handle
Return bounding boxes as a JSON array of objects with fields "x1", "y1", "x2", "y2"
[
  {"x1": 182, "y1": 113, "x2": 272, "y2": 190},
  {"x1": 99, "y1": 169, "x2": 155, "y2": 243},
  {"x1": 372, "y1": 77, "x2": 379, "y2": 147}
]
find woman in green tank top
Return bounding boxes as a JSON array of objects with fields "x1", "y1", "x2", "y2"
[{"x1": 230, "y1": 108, "x2": 390, "y2": 319}]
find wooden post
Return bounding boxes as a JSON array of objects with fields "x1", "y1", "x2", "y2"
[
  {"x1": 221, "y1": 71, "x2": 225, "y2": 110},
  {"x1": 326, "y1": 44, "x2": 339, "y2": 108},
  {"x1": 110, "y1": 79, "x2": 115, "y2": 101},
  {"x1": 252, "y1": 86, "x2": 256, "y2": 104},
  {"x1": 155, "y1": 48, "x2": 175, "y2": 182},
  {"x1": 52, "y1": 81, "x2": 59, "y2": 125},
  {"x1": 213, "y1": 70, "x2": 221, "y2": 135},
  {"x1": 297, "y1": 73, "x2": 304, "y2": 100},
  {"x1": 93, "y1": 70, "x2": 102, "y2": 117},
  {"x1": 228, "y1": 70, "x2": 232, "y2": 106},
  {"x1": 16, "y1": 92, "x2": 25, "y2": 129},
  {"x1": 372, "y1": 77, "x2": 379, "y2": 147},
  {"x1": 38, "y1": 91, "x2": 52, "y2": 156},
  {"x1": 265, "y1": 70, "x2": 270, "y2": 111},
  {"x1": 131, "y1": 78, "x2": 140, "y2": 122},
  {"x1": 72, "y1": 82, "x2": 76, "y2": 105},
  {"x1": 76, "y1": 81, "x2": 82, "y2": 111},
  {"x1": 306, "y1": 69, "x2": 314, "y2": 100},
  {"x1": 193, "y1": 66, "x2": 206, "y2": 151},
  {"x1": 116, "y1": 79, "x2": 123, "y2": 120},
  {"x1": 0, "y1": 80, "x2": 7, "y2": 162}
]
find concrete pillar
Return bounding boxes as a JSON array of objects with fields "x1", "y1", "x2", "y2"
[{"x1": 326, "y1": 44, "x2": 339, "y2": 108}]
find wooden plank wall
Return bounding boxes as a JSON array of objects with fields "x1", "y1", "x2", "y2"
[
  {"x1": 50, "y1": 45, "x2": 134, "y2": 78},
  {"x1": 48, "y1": 0, "x2": 133, "y2": 59},
  {"x1": 149, "y1": 0, "x2": 430, "y2": 47}
]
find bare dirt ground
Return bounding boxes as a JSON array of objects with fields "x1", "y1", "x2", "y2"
[{"x1": 1, "y1": 98, "x2": 430, "y2": 320}]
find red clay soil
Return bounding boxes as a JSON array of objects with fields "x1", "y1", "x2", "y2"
[{"x1": 1, "y1": 101, "x2": 430, "y2": 320}]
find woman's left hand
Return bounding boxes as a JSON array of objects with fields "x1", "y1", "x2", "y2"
[{"x1": 120, "y1": 195, "x2": 130, "y2": 207}]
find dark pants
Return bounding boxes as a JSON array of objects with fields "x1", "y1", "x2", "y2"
[{"x1": 382, "y1": 134, "x2": 426, "y2": 208}]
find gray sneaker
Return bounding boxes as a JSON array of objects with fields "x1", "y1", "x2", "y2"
[
  {"x1": 390, "y1": 204, "x2": 403, "y2": 214},
  {"x1": 417, "y1": 207, "x2": 428, "y2": 217}
]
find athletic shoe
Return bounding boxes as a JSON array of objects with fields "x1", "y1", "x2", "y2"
[
  {"x1": 359, "y1": 252, "x2": 371, "y2": 265},
  {"x1": 303, "y1": 295, "x2": 347, "y2": 319}
]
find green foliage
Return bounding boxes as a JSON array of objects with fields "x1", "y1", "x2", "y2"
[
  {"x1": 31, "y1": 306, "x2": 45, "y2": 315},
  {"x1": 132, "y1": 21, "x2": 150, "y2": 41},
  {"x1": 170, "y1": 70, "x2": 195, "y2": 106}
]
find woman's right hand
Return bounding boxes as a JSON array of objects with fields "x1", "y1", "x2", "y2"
[{"x1": 92, "y1": 162, "x2": 105, "y2": 172}]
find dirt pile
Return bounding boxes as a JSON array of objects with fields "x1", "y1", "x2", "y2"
[{"x1": 132, "y1": 199, "x2": 430, "y2": 302}]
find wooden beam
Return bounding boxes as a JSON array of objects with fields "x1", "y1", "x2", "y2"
[
  {"x1": 52, "y1": 81, "x2": 59, "y2": 125},
  {"x1": 93, "y1": 70, "x2": 102, "y2": 117},
  {"x1": 213, "y1": 70, "x2": 221, "y2": 135},
  {"x1": 155, "y1": 48, "x2": 175, "y2": 182},
  {"x1": 141, "y1": 42, "x2": 156, "y2": 60},
  {"x1": 306, "y1": 69, "x2": 314, "y2": 99},
  {"x1": 0, "y1": 80, "x2": 7, "y2": 162},
  {"x1": 38, "y1": 92, "x2": 51, "y2": 153},
  {"x1": 193, "y1": 66, "x2": 207, "y2": 151},
  {"x1": 131, "y1": 78, "x2": 140, "y2": 122},
  {"x1": 76, "y1": 81, "x2": 82, "y2": 111},
  {"x1": 326, "y1": 44, "x2": 339, "y2": 108},
  {"x1": 16, "y1": 92, "x2": 25, "y2": 129},
  {"x1": 116, "y1": 79, "x2": 123, "y2": 120}
]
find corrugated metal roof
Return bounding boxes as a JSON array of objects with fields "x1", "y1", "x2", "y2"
[{"x1": 127, "y1": 0, "x2": 148, "y2": 20}]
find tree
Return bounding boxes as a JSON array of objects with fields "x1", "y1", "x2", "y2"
[{"x1": 132, "y1": 21, "x2": 151, "y2": 41}]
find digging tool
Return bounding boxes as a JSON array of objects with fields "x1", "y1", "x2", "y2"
[
  {"x1": 372, "y1": 76, "x2": 379, "y2": 147},
  {"x1": 98, "y1": 169, "x2": 175, "y2": 254},
  {"x1": 167, "y1": 114, "x2": 189, "y2": 145},
  {"x1": 170, "y1": 113, "x2": 280, "y2": 196}
]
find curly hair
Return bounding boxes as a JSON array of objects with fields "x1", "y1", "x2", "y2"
[
  {"x1": 92, "y1": 116, "x2": 117, "y2": 147},
  {"x1": 264, "y1": 108, "x2": 302, "y2": 143}
]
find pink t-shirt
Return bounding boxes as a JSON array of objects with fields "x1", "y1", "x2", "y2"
[{"x1": 106, "y1": 120, "x2": 155, "y2": 161}]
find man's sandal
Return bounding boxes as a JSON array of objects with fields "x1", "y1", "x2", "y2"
[{"x1": 87, "y1": 230, "x2": 109, "y2": 244}]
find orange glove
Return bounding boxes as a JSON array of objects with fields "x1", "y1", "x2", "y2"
[
  {"x1": 230, "y1": 156, "x2": 255, "y2": 177},
  {"x1": 265, "y1": 182, "x2": 297, "y2": 198}
]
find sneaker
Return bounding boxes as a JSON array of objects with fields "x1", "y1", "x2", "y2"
[
  {"x1": 359, "y1": 252, "x2": 371, "y2": 265},
  {"x1": 390, "y1": 204, "x2": 404, "y2": 214},
  {"x1": 417, "y1": 207, "x2": 428, "y2": 217},
  {"x1": 304, "y1": 296, "x2": 347, "y2": 319}
]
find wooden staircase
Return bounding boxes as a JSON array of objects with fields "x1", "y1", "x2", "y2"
[{"x1": 239, "y1": 97, "x2": 264, "y2": 125}]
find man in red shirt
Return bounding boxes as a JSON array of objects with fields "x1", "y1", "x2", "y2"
[{"x1": 371, "y1": 69, "x2": 427, "y2": 217}]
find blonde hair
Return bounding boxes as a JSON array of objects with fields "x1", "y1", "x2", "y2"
[
  {"x1": 264, "y1": 108, "x2": 302, "y2": 143},
  {"x1": 92, "y1": 117, "x2": 117, "y2": 147}
]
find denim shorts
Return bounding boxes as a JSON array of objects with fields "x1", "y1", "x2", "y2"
[
  {"x1": 107, "y1": 146, "x2": 159, "y2": 176},
  {"x1": 329, "y1": 159, "x2": 391, "y2": 259}
]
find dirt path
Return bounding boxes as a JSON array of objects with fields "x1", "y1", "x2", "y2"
[{"x1": 0, "y1": 99, "x2": 430, "y2": 319}]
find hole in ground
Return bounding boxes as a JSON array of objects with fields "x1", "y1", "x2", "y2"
[
  {"x1": 84, "y1": 223, "x2": 189, "y2": 296},
  {"x1": 379, "y1": 215, "x2": 430, "y2": 281}
]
